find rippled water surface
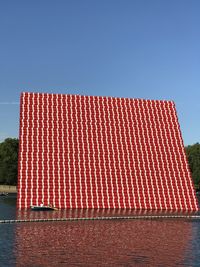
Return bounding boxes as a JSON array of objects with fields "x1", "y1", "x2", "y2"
[{"x1": 0, "y1": 194, "x2": 200, "y2": 267}]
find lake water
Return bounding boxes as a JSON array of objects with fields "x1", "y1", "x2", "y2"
[{"x1": 0, "y1": 194, "x2": 200, "y2": 267}]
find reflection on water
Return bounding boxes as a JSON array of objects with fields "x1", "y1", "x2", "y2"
[
  {"x1": 15, "y1": 219, "x2": 194, "y2": 267},
  {"x1": 0, "y1": 195, "x2": 200, "y2": 266},
  {"x1": 0, "y1": 193, "x2": 17, "y2": 220},
  {"x1": 16, "y1": 208, "x2": 199, "y2": 221}
]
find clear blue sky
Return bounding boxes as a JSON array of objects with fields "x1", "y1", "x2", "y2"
[{"x1": 0, "y1": 0, "x2": 199, "y2": 145}]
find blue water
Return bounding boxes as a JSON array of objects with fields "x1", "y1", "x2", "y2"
[{"x1": 0, "y1": 194, "x2": 200, "y2": 267}]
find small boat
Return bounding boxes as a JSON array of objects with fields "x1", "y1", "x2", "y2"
[{"x1": 30, "y1": 205, "x2": 58, "y2": 211}]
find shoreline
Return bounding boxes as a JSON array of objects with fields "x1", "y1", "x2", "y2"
[{"x1": 0, "y1": 185, "x2": 17, "y2": 193}]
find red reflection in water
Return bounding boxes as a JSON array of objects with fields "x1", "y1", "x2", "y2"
[
  {"x1": 16, "y1": 208, "x2": 198, "y2": 220},
  {"x1": 15, "y1": 213, "x2": 192, "y2": 266}
]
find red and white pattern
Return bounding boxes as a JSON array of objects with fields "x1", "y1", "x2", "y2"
[{"x1": 17, "y1": 92, "x2": 198, "y2": 211}]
